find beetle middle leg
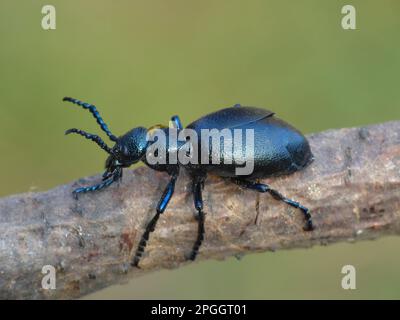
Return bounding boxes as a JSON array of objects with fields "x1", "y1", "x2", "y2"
[
  {"x1": 232, "y1": 179, "x2": 313, "y2": 231},
  {"x1": 132, "y1": 169, "x2": 179, "y2": 268},
  {"x1": 188, "y1": 175, "x2": 206, "y2": 261},
  {"x1": 171, "y1": 115, "x2": 183, "y2": 130}
]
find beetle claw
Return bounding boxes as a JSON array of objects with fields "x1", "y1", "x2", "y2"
[
  {"x1": 72, "y1": 191, "x2": 79, "y2": 200},
  {"x1": 303, "y1": 221, "x2": 314, "y2": 231}
]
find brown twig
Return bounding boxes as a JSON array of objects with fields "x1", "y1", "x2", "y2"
[{"x1": 0, "y1": 121, "x2": 399, "y2": 299}]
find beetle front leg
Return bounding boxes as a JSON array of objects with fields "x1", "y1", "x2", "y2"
[
  {"x1": 132, "y1": 170, "x2": 179, "y2": 268},
  {"x1": 73, "y1": 168, "x2": 122, "y2": 199},
  {"x1": 188, "y1": 176, "x2": 206, "y2": 261},
  {"x1": 232, "y1": 179, "x2": 314, "y2": 231}
]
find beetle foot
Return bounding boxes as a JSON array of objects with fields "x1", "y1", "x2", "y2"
[
  {"x1": 72, "y1": 190, "x2": 80, "y2": 200},
  {"x1": 193, "y1": 210, "x2": 207, "y2": 221},
  {"x1": 303, "y1": 220, "x2": 314, "y2": 231},
  {"x1": 184, "y1": 251, "x2": 198, "y2": 261},
  {"x1": 302, "y1": 209, "x2": 314, "y2": 231},
  {"x1": 131, "y1": 259, "x2": 141, "y2": 269}
]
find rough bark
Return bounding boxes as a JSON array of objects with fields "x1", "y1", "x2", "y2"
[{"x1": 0, "y1": 121, "x2": 399, "y2": 299}]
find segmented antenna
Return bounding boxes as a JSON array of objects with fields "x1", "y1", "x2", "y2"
[
  {"x1": 63, "y1": 97, "x2": 118, "y2": 142},
  {"x1": 65, "y1": 128, "x2": 113, "y2": 154}
]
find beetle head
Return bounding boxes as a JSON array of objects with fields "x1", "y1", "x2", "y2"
[
  {"x1": 105, "y1": 127, "x2": 149, "y2": 172},
  {"x1": 64, "y1": 97, "x2": 154, "y2": 181},
  {"x1": 65, "y1": 124, "x2": 149, "y2": 179}
]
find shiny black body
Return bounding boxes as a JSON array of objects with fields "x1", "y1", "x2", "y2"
[
  {"x1": 184, "y1": 106, "x2": 313, "y2": 178},
  {"x1": 64, "y1": 98, "x2": 314, "y2": 268}
]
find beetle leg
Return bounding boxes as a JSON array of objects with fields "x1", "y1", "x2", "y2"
[
  {"x1": 73, "y1": 168, "x2": 122, "y2": 199},
  {"x1": 132, "y1": 170, "x2": 179, "y2": 268},
  {"x1": 118, "y1": 167, "x2": 123, "y2": 181},
  {"x1": 232, "y1": 179, "x2": 314, "y2": 231},
  {"x1": 73, "y1": 179, "x2": 115, "y2": 199},
  {"x1": 102, "y1": 169, "x2": 113, "y2": 181},
  {"x1": 171, "y1": 115, "x2": 183, "y2": 130},
  {"x1": 188, "y1": 176, "x2": 206, "y2": 261}
]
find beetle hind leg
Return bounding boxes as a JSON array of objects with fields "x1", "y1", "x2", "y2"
[{"x1": 232, "y1": 179, "x2": 313, "y2": 231}]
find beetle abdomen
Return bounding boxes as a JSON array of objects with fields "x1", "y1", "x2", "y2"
[
  {"x1": 249, "y1": 116, "x2": 313, "y2": 178},
  {"x1": 187, "y1": 106, "x2": 275, "y2": 131},
  {"x1": 186, "y1": 107, "x2": 312, "y2": 179}
]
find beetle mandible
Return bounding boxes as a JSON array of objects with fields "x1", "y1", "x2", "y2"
[{"x1": 63, "y1": 97, "x2": 314, "y2": 267}]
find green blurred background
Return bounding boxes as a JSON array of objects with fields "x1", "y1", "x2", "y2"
[{"x1": 0, "y1": 0, "x2": 399, "y2": 299}]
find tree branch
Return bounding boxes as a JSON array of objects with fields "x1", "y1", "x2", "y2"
[{"x1": 0, "y1": 121, "x2": 399, "y2": 299}]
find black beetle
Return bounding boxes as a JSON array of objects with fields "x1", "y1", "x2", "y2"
[{"x1": 63, "y1": 97, "x2": 314, "y2": 267}]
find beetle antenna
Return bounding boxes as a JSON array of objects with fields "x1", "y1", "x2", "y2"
[
  {"x1": 63, "y1": 97, "x2": 118, "y2": 142},
  {"x1": 65, "y1": 128, "x2": 114, "y2": 154}
]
